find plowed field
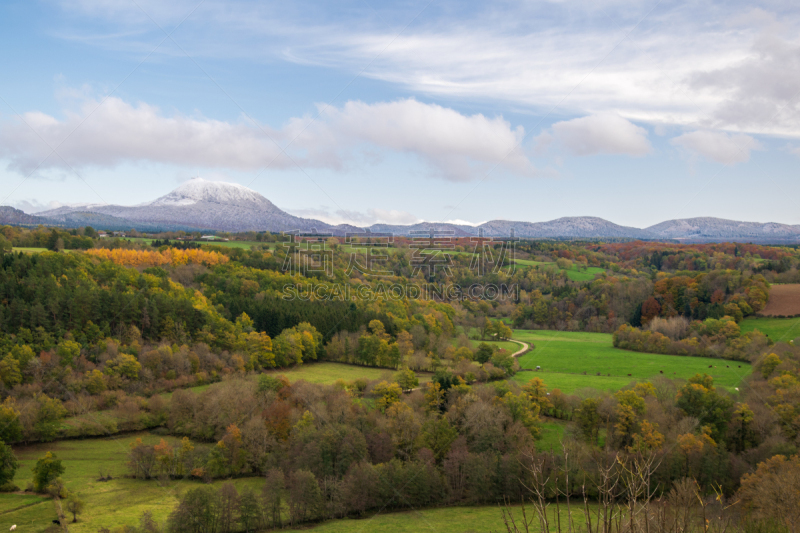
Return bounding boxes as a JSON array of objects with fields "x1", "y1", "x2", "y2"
[{"x1": 761, "y1": 284, "x2": 800, "y2": 316}]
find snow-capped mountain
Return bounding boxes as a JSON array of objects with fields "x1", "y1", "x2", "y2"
[
  {"x1": 17, "y1": 179, "x2": 800, "y2": 242},
  {"x1": 39, "y1": 178, "x2": 328, "y2": 233},
  {"x1": 480, "y1": 217, "x2": 655, "y2": 239},
  {"x1": 646, "y1": 217, "x2": 800, "y2": 241},
  {"x1": 148, "y1": 179, "x2": 270, "y2": 208}
]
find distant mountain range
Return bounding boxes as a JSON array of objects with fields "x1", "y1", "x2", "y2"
[{"x1": 3, "y1": 178, "x2": 799, "y2": 243}]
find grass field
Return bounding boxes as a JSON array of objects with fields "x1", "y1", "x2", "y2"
[
  {"x1": 261, "y1": 362, "x2": 432, "y2": 385},
  {"x1": 7, "y1": 434, "x2": 265, "y2": 533},
  {"x1": 513, "y1": 259, "x2": 605, "y2": 282},
  {"x1": 536, "y1": 419, "x2": 568, "y2": 452},
  {"x1": 561, "y1": 266, "x2": 606, "y2": 282},
  {"x1": 126, "y1": 237, "x2": 274, "y2": 250},
  {"x1": 303, "y1": 501, "x2": 595, "y2": 532},
  {"x1": 206, "y1": 240, "x2": 269, "y2": 250},
  {"x1": 125, "y1": 237, "x2": 156, "y2": 245},
  {"x1": 2, "y1": 432, "x2": 598, "y2": 533},
  {"x1": 512, "y1": 329, "x2": 751, "y2": 394},
  {"x1": 468, "y1": 338, "x2": 522, "y2": 353},
  {"x1": 160, "y1": 363, "x2": 433, "y2": 399},
  {"x1": 11, "y1": 247, "x2": 48, "y2": 253},
  {"x1": 0, "y1": 493, "x2": 51, "y2": 531},
  {"x1": 741, "y1": 316, "x2": 800, "y2": 342},
  {"x1": 301, "y1": 506, "x2": 507, "y2": 532},
  {"x1": 5, "y1": 432, "x2": 586, "y2": 533},
  {"x1": 455, "y1": 326, "x2": 528, "y2": 355}
]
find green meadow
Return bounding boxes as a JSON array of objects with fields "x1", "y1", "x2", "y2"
[
  {"x1": 7, "y1": 434, "x2": 266, "y2": 533},
  {"x1": 561, "y1": 266, "x2": 606, "y2": 282},
  {"x1": 159, "y1": 363, "x2": 433, "y2": 399},
  {"x1": 302, "y1": 503, "x2": 595, "y2": 533},
  {"x1": 512, "y1": 329, "x2": 751, "y2": 393},
  {"x1": 5, "y1": 433, "x2": 589, "y2": 533},
  {"x1": 126, "y1": 237, "x2": 273, "y2": 250},
  {"x1": 536, "y1": 419, "x2": 568, "y2": 452},
  {"x1": 467, "y1": 338, "x2": 523, "y2": 354},
  {"x1": 740, "y1": 317, "x2": 800, "y2": 343},
  {"x1": 206, "y1": 240, "x2": 270, "y2": 250},
  {"x1": 11, "y1": 247, "x2": 48, "y2": 253},
  {"x1": 513, "y1": 259, "x2": 605, "y2": 281},
  {"x1": 260, "y1": 362, "x2": 432, "y2": 385}
]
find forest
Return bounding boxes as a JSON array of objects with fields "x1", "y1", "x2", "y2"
[{"x1": 1, "y1": 224, "x2": 800, "y2": 532}]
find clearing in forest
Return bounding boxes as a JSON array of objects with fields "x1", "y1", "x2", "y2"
[
  {"x1": 740, "y1": 316, "x2": 800, "y2": 343},
  {"x1": 759, "y1": 284, "x2": 800, "y2": 317},
  {"x1": 513, "y1": 329, "x2": 751, "y2": 394}
]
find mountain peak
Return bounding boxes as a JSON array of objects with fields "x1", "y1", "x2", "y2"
[{"x1": 150, "y1": 178, "x2": 271, "y2": 207}]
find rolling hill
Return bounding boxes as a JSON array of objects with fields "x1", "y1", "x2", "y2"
[{"x1": 4, "y1": 178, "x2": 796, "y2": 242}]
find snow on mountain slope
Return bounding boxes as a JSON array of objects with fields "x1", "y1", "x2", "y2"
[
  {"x1": 39, "y1": 178, "x2": 324, "y2": 232},
  {"x1": 646, "y1": 217, "x2": 800, "y2": 240},
  {"x1": 27, "y1": 180, "x2": 800, "y2": 241},
  {"x1": 149, "y1": 178, "x2": 270, "y2": 207}
]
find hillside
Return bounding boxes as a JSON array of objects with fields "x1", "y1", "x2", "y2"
[
  {"x1": 646, "y1": 217, "x2": 800, "y2": 242},
  {"x1": 39, "y1": 178, "x2": 330, "y2": 233},
  {"x1": 479, "y1": 217, "x2": 654, "y2": 239},
  {"x1": 9, "y1": 179, "x2": 799, "y2": 242},
  {"x1": 0, "y1": 206, "x2": 49, "y2": 226}
]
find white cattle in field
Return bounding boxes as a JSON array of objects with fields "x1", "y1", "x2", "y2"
[{"x1": 10, "y1": 525, "x2": 17, "y2": 531}]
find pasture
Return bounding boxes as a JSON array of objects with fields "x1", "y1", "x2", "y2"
[
  {"x1": 158, "y1": 363, "x2": 432, "y2": 399},
  {"x1": 0, "y1": 494, "x2": 51, "y2": 532},
  {"x1": 126, "y1": 237, "x2": 275, "y2": 251},
  {"x1": 261, "y1": 362, "x2": 431, "y2": 385},
  {"x1": 305, "y1": 500, "x2": 597, "y2": 533},
  {"x1": 303, "y1": 502, "x2": 594, "y2": 533},
  {"x1": 11, "y1": 247, "x2": 48, "y2": 253},
  {"x1": 740, "y1": 316, "x2": 800, "y2": 343},
  {"x1": 467, "y1": 338, "x2": 522, "y2": 353},
  {"x1": 7, "y1": 434, "x2": 264, "y2": 533},
  {"x1": 457, "y1": 326, "x2": 526, "y2": 353},
  {"x1": 536, "y1": 419, "x2": 568, "y2": 452},
  {"x1": 513, "y1": 259, "x2": 605, "y2": 281},
  {"x1": 5, "y1": 432, "x2": 587, "y2": 533},
  {"x1": 205, "y1": 240, "x2": 271, "y2": 250},
  {"x1": 513, "y1": 329, "x2": 751, "y2": 393}
]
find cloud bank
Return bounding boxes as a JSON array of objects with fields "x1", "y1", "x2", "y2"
[
  {"x1": 288, "y1": 206, "x2": 422, "y2": 226},
  {"x1": 0, "y1": 97, "x2": 536, "y2": 182},
  {"x1": 671, "y1": 130, "x2": 761, "y2": 164},
  {"x1": 53, "y1": 0, "x2": 800, "y2": 136},
  {"x1": 539, "y1": 114, "x2": 651, "y2": 156}
]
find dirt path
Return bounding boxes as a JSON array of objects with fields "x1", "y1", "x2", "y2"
[
  {"x1": 508, "y1": 338, "x2": 530, "y2": 358},
  {"x1": 403, "y1": 339, "x2": 531, "y2": 393},
  {"x1": 404, "y1": 339, "x2": 530, "y2": 392}
]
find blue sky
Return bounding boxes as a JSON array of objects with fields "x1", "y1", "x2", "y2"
[{"x1": 1, "y1": 0, "x2": 799, "y2": 228}]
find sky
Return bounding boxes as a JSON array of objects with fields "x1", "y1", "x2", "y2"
[{"x1": 1, "y1": 0, "x2": 799, "y2": 228}]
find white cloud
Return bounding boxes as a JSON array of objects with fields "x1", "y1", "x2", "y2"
[
  {"x1": 0, "y1": 97, "x2": 291, "y2": 173},
  {"x1": 10, "y1": 199, "x2": 73, "y2": 213},
  {"x1": 0, "y1": 96, "x2": 536, "y2": 182},
  {"x1": 367, "y1": 208, "x2": 422, "y2": 225},
  {"x1": 287, "y1": 206, "x2": 480, "y2": 227},
  {"x1": 688, "y1": 32, "x2": 800, "y2": 133},
  {"x1": 48, "y1": 1, "x2": 800, "y2": 136},
  {"x1": 671, "y1": 130, "x2": 761, "y2": 164},
  {"x1": 538, "y1": 114, "x2": 651, "y2": 156},
  {"x1": 436, "y1": 219, "x2": 483, "y2": 226},
  {"x1": 311, "y1": 99, "x2": 535, "y2": 181},
  {"x1": 288, "y1": 206, "x2": 422, "y2": 226}
]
